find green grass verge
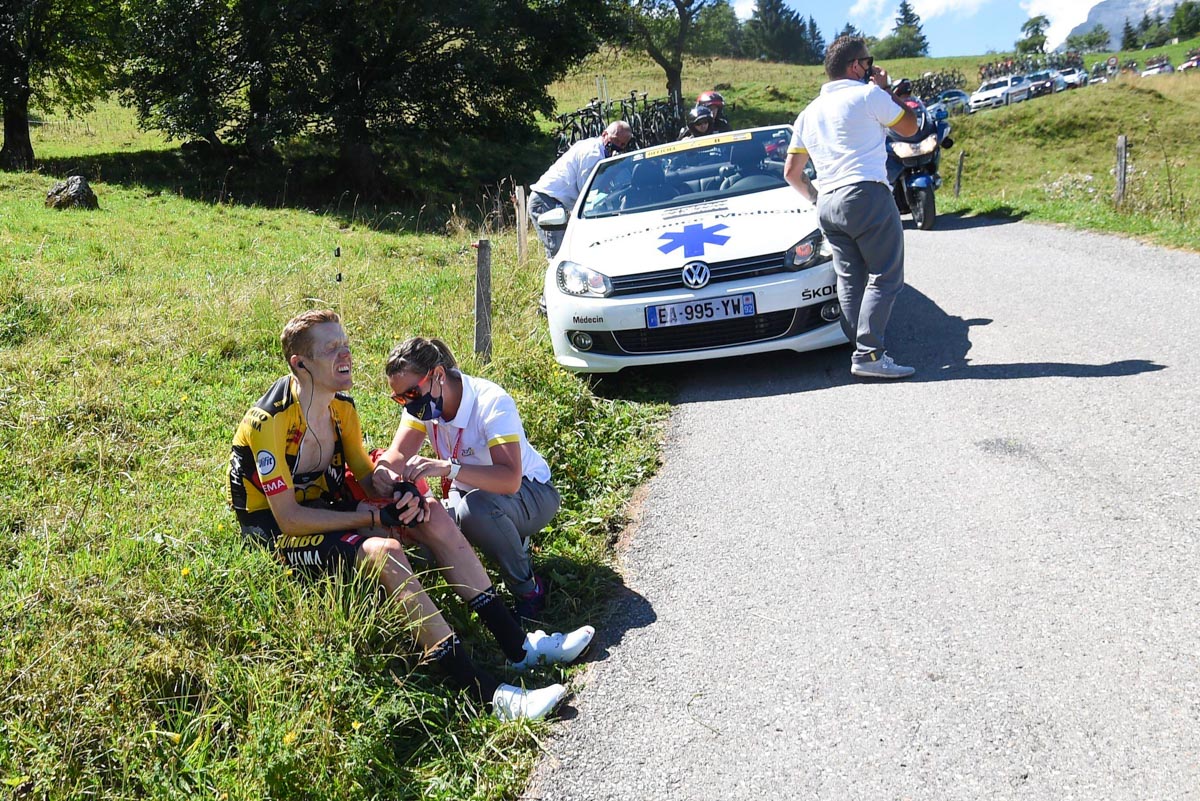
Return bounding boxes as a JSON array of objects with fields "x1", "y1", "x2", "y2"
[{"x1": 0, "y1": 165, "x2": 666, "y2": 799}]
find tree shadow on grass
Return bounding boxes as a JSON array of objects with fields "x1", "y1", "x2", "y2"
[{"x1": 32, "y1": 129, "x2": 559, "y2": 230}]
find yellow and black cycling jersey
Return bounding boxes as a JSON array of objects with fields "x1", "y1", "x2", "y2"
[{"x1": 228, "y1": 375, "x2": 374, "y2": 516}]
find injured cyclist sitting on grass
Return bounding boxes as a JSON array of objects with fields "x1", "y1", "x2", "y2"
[{"x1": 227, "y1": 310, "x2": 594, "y2": 721}]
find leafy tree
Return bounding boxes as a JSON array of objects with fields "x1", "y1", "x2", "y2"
[
  {"x1": 874, "y1": 1, "x2": 928, "y2": 58},
  {"x1": 691, "y1": 0, "x2": 742, "y2": 57},
  {"x1": 742, "y1": 0, "x2": 813, "y2": 63},
  {"x1": 1170, "y1": 1, "x2": 1200, "y2": 39},
  {"x1": 1066, "y1": 24, "x2": 1111, "y2": 53},
  {"x1": 1016, "y1": 14, "x2": 1048, "y2": 54},
  {"x1": 120, "y1": 0, "x2": 270, "y2": 152},
  {"x1": 0, "y1": 0, "x2": 122, "y2": 170},
  {"x1": 623, "y1": 0, "x2": 713, "y2": 104},
  {"x1": 1121, "y1": 17, "x2": 1138, "y2": 50}
]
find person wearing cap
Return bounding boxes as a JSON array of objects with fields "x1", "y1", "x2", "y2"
[
  {"x1": 678, "y1": 105, "x2": 715, "y2": 140},
  {"x1": 783, "y1": 36, "x2": 919, "y2": 379},
  {"x1": 696, "y1": 90, "x2": 732, "y2": 133},
  {"x1": 527, "y1": 121, "x2": 634, "y2": 258}
]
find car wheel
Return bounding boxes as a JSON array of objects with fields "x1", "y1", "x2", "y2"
[{"x1": 912, "y1": 187, "x2": 936, "y2": 231}]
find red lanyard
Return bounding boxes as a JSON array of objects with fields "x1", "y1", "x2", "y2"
[{"x1": 430, "y1": 422, "x2": 464, "y2": 497}]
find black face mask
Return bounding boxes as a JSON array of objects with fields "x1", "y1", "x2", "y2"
[{"x1": 404, "y1": 391, "x2": 444, "y2": 421}]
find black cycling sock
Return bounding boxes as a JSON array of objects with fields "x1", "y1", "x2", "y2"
[
  {"x1": 429, "y1": 635, "x2": 500, "y2": 705},
  {"x1": 469, "y1": 588, "x2": 528, "y2": 663}
]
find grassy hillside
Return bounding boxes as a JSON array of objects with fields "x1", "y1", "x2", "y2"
[
  {"x1": 552, "y1": 42, "x2": 1200, "y2": 251},
  {"x1": 0, "y1": 141, "x2": 665, "y2": 798}
]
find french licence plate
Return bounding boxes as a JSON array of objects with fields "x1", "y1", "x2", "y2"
[{"x1": 645, "y1": 293, "x2": 756, "y2": 329}]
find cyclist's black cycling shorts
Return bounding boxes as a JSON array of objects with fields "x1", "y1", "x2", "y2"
[{"x1": 236, "y1": 501, "x2": 382, "y2": 577}]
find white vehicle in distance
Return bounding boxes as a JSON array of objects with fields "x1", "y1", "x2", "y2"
[
  {"x1": 537, "y1": 126, "x2": 847, "y2": 374},
  {"x1": 1059, "y1": 66, "x2": 1088, "y2": 88},
  {"x1": 969, "y1": 74, "x2": 1031, "y2": 111}
]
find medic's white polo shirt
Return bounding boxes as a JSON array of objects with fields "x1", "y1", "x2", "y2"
[
  {"x1": 400, "y1": 373, "x2": 551, "y2": 493},
  {"x1": 787, "y1": 79, "x2": 905, "y2": 192}
]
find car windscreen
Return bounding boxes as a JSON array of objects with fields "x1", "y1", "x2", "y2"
[
  {"x1": 1028, "y1": 72, "x2": 1049, "y2": 81},
  {"x1": 580, "y1": 127, "x2": 793, "y2": 219},
  {"x1": 980, "y1": 80, "x2": 1006, "y2": 92}
]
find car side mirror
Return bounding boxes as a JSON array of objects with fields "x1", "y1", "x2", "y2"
[{"x1": 537, "y1": 207, "x2": 569, "y2": 230}]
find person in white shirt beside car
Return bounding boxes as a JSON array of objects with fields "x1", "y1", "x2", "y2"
[
  {"x1": 528, "y1": 121, "x2": 634, "y2": 258},
  {"x1": 784, "y1": 36, "x2": 920, "y2": 379}
]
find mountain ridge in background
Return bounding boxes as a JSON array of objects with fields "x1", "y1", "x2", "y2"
[{"x1": 1062, "y1": 0, "x2": 1179, "y2": 47}]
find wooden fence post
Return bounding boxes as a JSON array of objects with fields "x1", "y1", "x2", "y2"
[
  {"x1": 954, "y1": 151, "x2": 965, "y2": 198},
  {"x1": 474, "y1": 240, "x2": 492, "y2": 362},
  {"x1": 1115, "y1": 135, "x2": 1128, "y2": 207},
  {"x1": 514, "y1": 186, "x2": 528, "y2": 266}
]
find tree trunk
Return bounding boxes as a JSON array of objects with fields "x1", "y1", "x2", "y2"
[{"x1": 0, "y1": 88, "x2": 35, "y2": 171}]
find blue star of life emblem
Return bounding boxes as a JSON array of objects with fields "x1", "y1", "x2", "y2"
[{"x1": 657, "y1": 223, "x2": 731, "y2": 258}]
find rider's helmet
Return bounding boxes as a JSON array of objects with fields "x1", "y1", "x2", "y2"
[
  {"x1": 893, "y1": 78, "x2": 913, "y2": 97},
  {"x1": 686, "y1": 105, "x2": 714, "y2": 135},
  {"x1": 696, "y1": 91, "x2": 725, "y2": 115}
]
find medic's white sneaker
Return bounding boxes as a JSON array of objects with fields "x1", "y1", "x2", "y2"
[
  {"x1": 492, "y1": 682, "x2": 567, "y2": 721},
  {"x1": 509, "y1": 626, "x2": 595, "y2": 672}
]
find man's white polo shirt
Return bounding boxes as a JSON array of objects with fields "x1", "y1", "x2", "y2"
[
  {"x1": 530, "y1": 136, "x2": 606, "y2": 211},
  {"x1": 787, "y1": 79, "x2": 904, "y2": 193},
  {"x1": 401, "y1": 373, "x2": 551, "y2": 493}
]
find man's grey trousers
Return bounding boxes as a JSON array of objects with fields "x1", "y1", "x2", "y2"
[{"x1": 817, "y1": 181, "x2": 906, "y2": 364}]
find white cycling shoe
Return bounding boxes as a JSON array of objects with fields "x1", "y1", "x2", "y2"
[
  {"x1": 509, "y1": 626, "x2": 596, "y2": 672},
  {"x1": 492, "y1": 682, "x2": 567, "y2": 721}
]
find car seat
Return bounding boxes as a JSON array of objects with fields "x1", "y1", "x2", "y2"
[
  {"x1": 622, "y1": 161, "x2": 678, "y2": 208},
  {"x1": 719, "y1": 141, "x2": 767, "y2": 190}
]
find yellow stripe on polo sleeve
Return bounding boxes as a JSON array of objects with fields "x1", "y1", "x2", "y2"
[
  {"x1": 885, "y1": 108, "x2": 905, "y2": 127},
  {"x1": 402, "y1": 418, "x2": 428, "y2": 434},
  {"x1": 787, "y1": 146, "x2": 808, "y2": 155},
  {"x1": 487, "y1": 433, "x2": 521, "y2": 448}
]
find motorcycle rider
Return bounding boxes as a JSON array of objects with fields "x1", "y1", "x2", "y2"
[
  {"x1": 677, "y1": 105, "x2": 715, "y2": 140},
  {"x1": 696, "y1": 91, "x2": 732, "y2": 133}
]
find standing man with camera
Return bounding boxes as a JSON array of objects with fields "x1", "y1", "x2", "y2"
[{"x1": 783, "y1": 36, "x2": 919, "y2": 379}]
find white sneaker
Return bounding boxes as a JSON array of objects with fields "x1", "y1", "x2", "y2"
[
  {"x1": 492, "y1": 682, "x2": 567, "y2": 721},
  {"x1": 850, "y1": 354, "x2": 915, "y2": 379},
  {"x1": 510, "y1": 626, "x2": 595, "y2": 672}
]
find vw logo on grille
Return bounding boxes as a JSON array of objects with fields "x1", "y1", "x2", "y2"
[{"x1": 681, "y1": 261, "x2": 710, "y2": 289}]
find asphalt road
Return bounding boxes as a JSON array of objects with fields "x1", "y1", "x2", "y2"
[{"x1": 527, "y1": 215, "x2": 1200, "y2": 800}]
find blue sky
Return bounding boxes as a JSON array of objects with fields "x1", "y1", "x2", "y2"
[{"x1": 731, "y1": 0, "x2": 1101, "y2": 57}]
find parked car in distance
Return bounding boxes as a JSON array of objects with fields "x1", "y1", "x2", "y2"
[
  {"x1": 930, "y1": 88, "x2": 972, "y2": 115},
  {"x1": 537, "y1": 126, "x2": 847, "y2": 373},
  {"x1": 1141, "y1": 60, "x2": 1174, "y2": 77},
  {"x1": 1059, "y1": 66, "x2": 1088, "y2": 88},
  {"x1": 1027, "y1": 69, "x2": 1067, "y2": 97},
  {"x1": 1180, "y1": 55, "x2": 1199, "y2": 72},
  {"x1": 969, "y1": 75, "x2": 1031, "y2": 111}
]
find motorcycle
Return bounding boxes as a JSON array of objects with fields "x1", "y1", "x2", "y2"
[{"x1": 886, "y1": 88, "x2": 954, "y2": 231}]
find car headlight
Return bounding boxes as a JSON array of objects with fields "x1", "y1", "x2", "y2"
[
  {"x1": 783, "y1": 231, "x2": 832, "y2": 271},
  {"x1": 890, "y1": 133, "x2": 939, "y2": 159},
  {"x1": 557, "y1": 260, "x2": 612, "y2": 297}
]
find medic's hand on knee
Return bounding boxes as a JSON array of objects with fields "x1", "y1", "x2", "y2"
[
  {"x1": 401, "y1": 454, "x2": 448, "y2": 482},
  {"x1": 380, "y1": 481, "x2": 427, "y2": 527}
]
